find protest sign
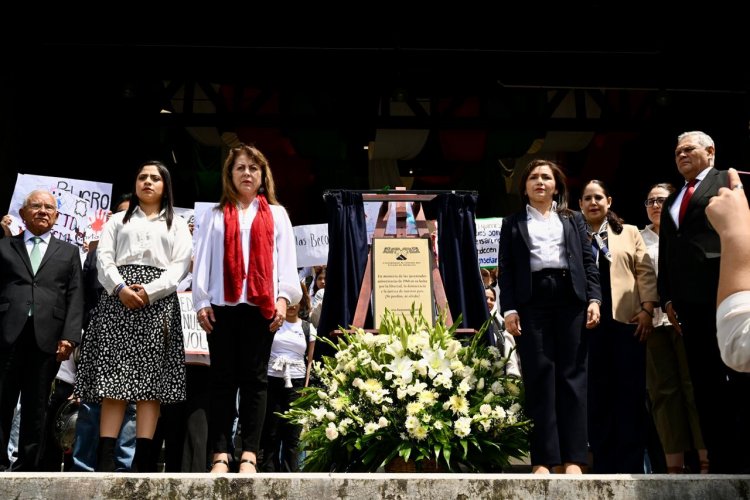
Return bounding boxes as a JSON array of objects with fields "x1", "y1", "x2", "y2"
[
  {"x1": 475, "y1": 217, "x2": 503, "y2": 268},
  {"x1": 7, "y1": 174, "x2": 113, "y2": 251}
]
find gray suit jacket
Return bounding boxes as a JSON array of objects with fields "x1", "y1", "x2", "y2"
[{"x1": 0, "y1": 234, "x2": 83, "y2": 354}]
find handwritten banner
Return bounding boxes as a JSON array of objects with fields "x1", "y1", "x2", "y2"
[
  {"x1": 7, "y1": 173, "x2": 113, "y2": 251},
  {"x1": 475, "y1": 217, "x2": 503, "y2": 268},
  {"x1": 178, "y1": 292, "x2": 210, "y2": 360},
  {"x1": 293, "y1": 223, "x2": 329, "y2": 268}
]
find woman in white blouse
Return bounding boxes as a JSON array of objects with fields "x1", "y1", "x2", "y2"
[
  {"x1": 192, "y1": 144, "x2": 301, "y2": 474},
  {"x1": 74, "y1": 161, "x2": 192, "y2": 472}
]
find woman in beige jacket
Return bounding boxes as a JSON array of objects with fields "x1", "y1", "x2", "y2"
[{"x1": 580, "y1": 179, "x2": 659, "y2": 474}]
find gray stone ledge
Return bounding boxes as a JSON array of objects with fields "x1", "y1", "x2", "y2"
[{"x1": 1, "y1": 472, "x2": 749, "y2": 499}]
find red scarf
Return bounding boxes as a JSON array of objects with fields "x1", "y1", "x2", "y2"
[{"x1": 223, "y1": 195, "x2": 275, "y2": 319}]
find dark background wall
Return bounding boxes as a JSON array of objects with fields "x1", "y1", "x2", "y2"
[{"x1": 2, "y1": 11, "x2": 748, "y2": 228}]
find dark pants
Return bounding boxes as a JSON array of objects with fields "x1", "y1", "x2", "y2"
[
  {"x1": 677, "y1": 301, "x2": 750, "y2": 473},
  {"x1": 259, "y1": 376, "x2": 304, "y2": 472},
  {"x1": 155, "y1": 364, "x2": 212, "y2": 472},
  {"x1": 0, "y1": 319, "x2": 60, "y2": 471},
  {"x1": 588, "y1": 318, "x2": 647, "y2": 473},
  {"x1": 516, "y1": 269, "x2": 589, "y2": 467},
  {"x1": 208, "y1": 304, "x2": 274, "y2": 455}
]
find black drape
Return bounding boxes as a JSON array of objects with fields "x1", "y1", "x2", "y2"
[
  {"x1": 316, "y1": 191, "x2": 370, "y2": 360},
  {"x1": 429, "y1": 192, "x2": 490, "y2": 334}
]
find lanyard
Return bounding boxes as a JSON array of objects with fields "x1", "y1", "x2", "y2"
[{"x1": 590, "y1": 220, "x2": 612, "y2": 267}]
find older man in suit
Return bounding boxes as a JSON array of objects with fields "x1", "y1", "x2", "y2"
[
  {"x1": 0, "y1": 189, "x2": 83, "y2": 471},
  {"x1": 658, "y1": 131, "x2": 750, "y2": 473}
]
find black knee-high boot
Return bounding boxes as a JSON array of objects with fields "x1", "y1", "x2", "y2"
[
  {"x1": 96, "y1": 437, "x2": 117, "y2": 472},
  {"x1": 132, "y1": 438, "x2": 155, "y2": 472}
]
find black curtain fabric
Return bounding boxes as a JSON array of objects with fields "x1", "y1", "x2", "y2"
[
  {"x1": 316, "y1": 191, "x2": 370, "y2": 360},
  {"x1": 429, "y1": 192, "x2": 491, "y2": 337}
]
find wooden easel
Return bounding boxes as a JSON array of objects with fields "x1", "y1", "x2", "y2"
[{"x1": 350, "y1": 188, "x2": 458, "y2": 331}]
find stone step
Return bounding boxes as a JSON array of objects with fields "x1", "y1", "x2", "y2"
[{"x1": 1, "y1": 472, "x2": 749, "y2": 499}]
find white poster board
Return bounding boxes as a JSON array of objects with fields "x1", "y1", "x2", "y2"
[
  {"x1": 293, "y1": 223, "x2": 329, "y2": 267},
  {"x1": 178, "y1": 292, "x2": 210, "y2": 358},
  {"x1": 475, "y1": 217, "x2": 503, "y2": 269},
  {"x1": 7, "y1": 173, "x2": 113, "y2": 251}
]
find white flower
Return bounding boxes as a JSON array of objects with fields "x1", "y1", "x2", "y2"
[
  {"x1": 457, "y1": 379, "x2": 472, "y2": 395},
  {"x1": 445, "y1": 339, "x2": 462, "y2": 359},
  {"x1": 326, "y1": 411, "x2": 336, "y2": 421},
  {"x1": 418, "y1": 390, "x2": 438, "y2": 406},
  {"x1": 361, "y1": 378, "x2": 380, "y2": 391},
  {"x1": 454, "y1": 416, "x2": 472, "y2": 438},
  {"x1": 434, "y1": 421, "x2": 444, "y2": 430},
  {"x1": 330, "y1": 397, "x2": 346, "y2": 411},
  {"x1": 311, "y1": 407, "x2": 327, "y2": 422},
  {"x1": 476, "y1": 377, "x2": 485, "y2": 390},
  {"x1": 487, "y1": 345, "x2": 501, "y2": 359},
  {"x1": 364, "y1": 422, "x2": 380, "y2": 435},
  {"x1": 491, "y1": 381, "x2": 504, "y2": 395},
  {"x1": 421, "y1": 347, "x2": 451, "y2": 378},
  {"x1": 378, "y1": 417, "x2": 389, "y2": 428},
  {"x1": 493, "y1": 406, "x2": 507, "y2": 420},
  {"x1": 411, "y1": 425, "x2": 428, "y2": 441},
  {"x1": 408, "y1": 330, "x2": 431, "y2": 353},
  {"x1": 386, "y1": 355, "x2": 414, "y2": 384},
  {"x1": 403, "y1": 381, "x2": 425, "y2": 396},
  {"x1": 385, "y1": 340, "x2": 405, "y2": 358},
  {"x1": 352, "y1": 378, "x2": 363, "y2": 389},
  {"x1": 445, "y1": 395, "x2": 469, "y2": 415},
  {"x1": 406, "y1": 401, "x2": 424, "y2": 415},
  {"x1": 480, "y1": 404, "x2": 492, "y2": 416},
  {"x1": 405, "y1": 415, "x2": 419, "y2": 430},
  {"x1": 325, "y1": 422, "x2": 339, "y2": 440}
]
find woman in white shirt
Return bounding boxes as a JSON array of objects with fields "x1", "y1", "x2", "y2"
[
  {"x1": 74, "y1": 161, "x2": 192, "y2": 472},
  {"x1": 258, "y1": 282, "x2": 315, "y2": 472},
  {"x1": 192, "y1": 144, "x2": 301, "y2": 474}
]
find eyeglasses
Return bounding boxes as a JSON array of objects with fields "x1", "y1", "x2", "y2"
[
  {"x1": 644, "y1": 197, "x2": 668, "y2": 207},
  {"x1": 27, "y1": 203, "x2": 57, "y2": 212}
]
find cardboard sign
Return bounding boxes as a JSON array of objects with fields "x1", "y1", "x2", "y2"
[{"x1": 178, "y1": 292, "x2": 210, "y2": 359}]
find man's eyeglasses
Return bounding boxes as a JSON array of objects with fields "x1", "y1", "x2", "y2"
[
  {"x1": 644, "y1": 197, "x2": 668, "y2": 207},
  {"x1": 27, "y1": 203, "x2": 57, "y2": 212}
]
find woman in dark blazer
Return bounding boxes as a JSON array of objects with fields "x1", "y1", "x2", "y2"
[{"x1": 499, "y1": 159, "x2": 601, "y2": 474}]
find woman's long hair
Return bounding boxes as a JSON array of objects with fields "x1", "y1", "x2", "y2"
[
  {"x1": 518, "y1": 159, "x2": 573, "y2": 216},
  {"x1": 219, "y1": 143, "x2": 279, "y2": 209},
  {"x1": 582, "y1": 179, "x2": 624, "y2": 234},
  {"x1": 122, "y1": 160, "x2": 175, "y2": 229}
]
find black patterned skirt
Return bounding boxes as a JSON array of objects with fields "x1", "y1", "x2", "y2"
[{"x1": 74, "y1": 265, "x2": 186, "y2": 404}]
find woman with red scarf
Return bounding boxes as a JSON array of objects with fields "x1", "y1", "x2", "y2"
[{"x1": 192, "y1": 144, "x2": 301, "y2": 474}]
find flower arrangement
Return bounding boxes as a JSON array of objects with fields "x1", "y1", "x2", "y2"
[{"x1": 283, "y1": 305, "x2": 531, "y2": 472}]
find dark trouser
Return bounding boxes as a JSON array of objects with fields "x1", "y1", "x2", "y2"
[
  {"x1": 259, "y1": 376, "x2": 304, "y2": 472},
  {"x1": 38, "y1": 379, "x2": 74, "y2": 472},
  {"x1": 208, "y1": 304, "x2": 274, "y2": 455},
  {"x1": 0, "y1": 319, "x2": 60, "y2": 471},
  {"x1": 588, "y1": 319, "x2": 647, "y2": 473},
  {"x1": 677, "y1": 301, "x2": 750, "y2": 473},
  {"x1": 156, "y1": 364, "x2": 212, "y2": 472},
  {"x1": 516, "y1": 269, "x2": 589, "y2": 467}
]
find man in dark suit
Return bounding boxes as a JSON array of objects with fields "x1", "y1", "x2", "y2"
[
  {"x1": 658, "y1": 131, "x2": 750, "y2": 473},
  {"x1": 0, "y1": 189, "x2": 83, "y2": 471}
]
